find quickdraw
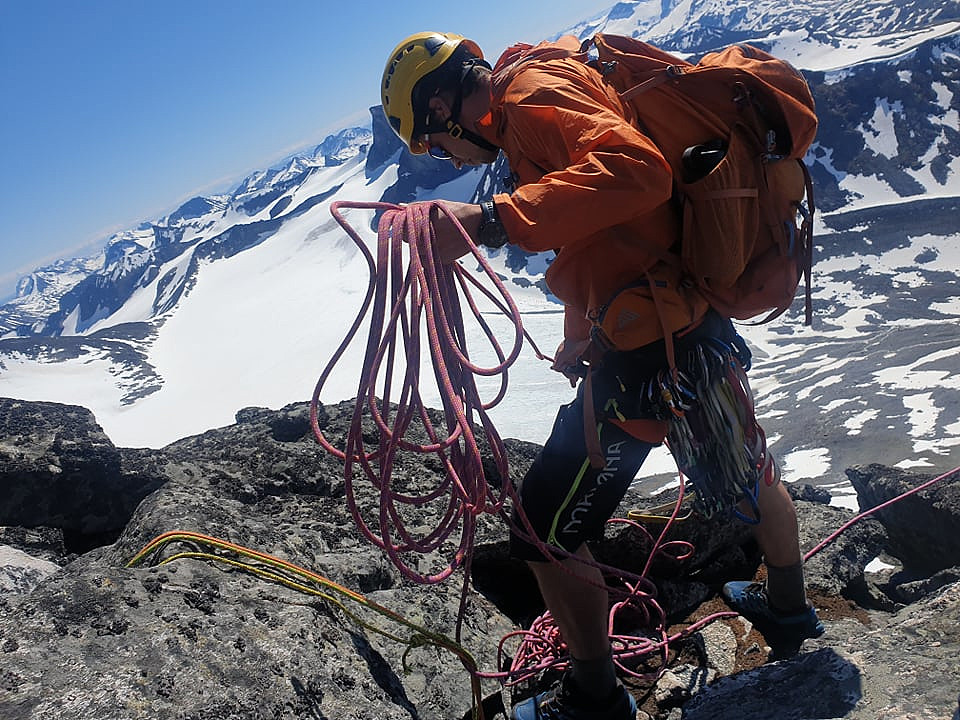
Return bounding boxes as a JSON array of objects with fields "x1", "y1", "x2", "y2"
[{"x1": 645, "y1": 336, "x2": 773, "y2": 523}]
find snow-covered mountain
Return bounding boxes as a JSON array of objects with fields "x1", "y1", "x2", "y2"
[
  {"x1": 0, "y1": 126, "x2": 373, "y2": 340},
  {"x1": 1, "y1": 1, "x2": 958, "y2": 503},
  {"x1": 566, "y1": 0, "x2": 958, "y2": 54},
  {"x1": 0, "y1": 256, "x2": 103, "y2": 335}
]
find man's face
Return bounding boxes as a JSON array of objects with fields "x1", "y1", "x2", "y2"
[{"x1": 420, "y1": 77, "x2": 498, "y2": 169}]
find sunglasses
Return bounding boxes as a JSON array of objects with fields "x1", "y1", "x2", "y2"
[{"x1": 423, "y1": 134, "x2": 452, "y2": 160}]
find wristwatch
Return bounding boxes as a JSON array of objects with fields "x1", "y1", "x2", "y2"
[{"x1": 477, "y1": 200, "x2": 509, "y2": 249}]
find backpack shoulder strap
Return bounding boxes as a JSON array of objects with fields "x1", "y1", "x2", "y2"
[
  {"x1": 491, "y1": 36, "x2": 587, "y2": 97},
  {"x1": 583, "y1": 34, "x2": 694, "y2": 102}
]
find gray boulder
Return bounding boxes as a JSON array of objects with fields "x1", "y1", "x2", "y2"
[
  {"x1": 682, "y1": 580, "x2": 960, "y2": 720},
  {"x1": 847, "y1": 463, "x2": 960, "y2": 575},
  {"x1": 0, "y1": 398, "x2": 163, "y2": 542},
  {"x1": 794, "y1": 493, "x2": 888, "y2": 597},
  {"x1": 0, "y1": 544, "x2": 60, "y2": 595}
]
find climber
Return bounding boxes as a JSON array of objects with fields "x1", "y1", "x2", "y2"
[{"x1": 379, "y1": 31, "x2": 824, "y2": 720}]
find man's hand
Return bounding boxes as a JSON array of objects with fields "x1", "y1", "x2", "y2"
[{"x1": 427, "y1": 201, "x2": 482, "y2": 264}]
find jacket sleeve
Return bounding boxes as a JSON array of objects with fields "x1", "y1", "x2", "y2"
[{"x1": 493, "y1": 65, "x2": 674, "y2": 253}]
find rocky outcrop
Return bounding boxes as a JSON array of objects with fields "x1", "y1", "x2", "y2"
[
  {"x1": 0, "y1": 544, "x2": 59, "y2": 595},
  {"x1": 847, "y1": 463, "x2": 960, "y2": 575},
  {"x1": 0, "y1": 398, "x2": 164, "y2": 549},
  {"x1": 682, "y1": 582, "x2": 960, "y2": 720},
  {"x1": 1, "y1": 398, "x2": 958, "y2": 719}
]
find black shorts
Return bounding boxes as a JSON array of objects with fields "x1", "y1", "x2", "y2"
[{"x1": 509, "y1": 311, "x2": 744, "y2": 561}]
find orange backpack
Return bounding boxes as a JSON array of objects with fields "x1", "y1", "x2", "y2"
[
  {"x1": 494, "y1": 35, "x2": 821, "y2": 468},
  {"x1": 584, "y1": 33, "x2": 817, "y2": 339}
]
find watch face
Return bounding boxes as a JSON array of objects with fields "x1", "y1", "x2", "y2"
[{"x1": 479, "y1": 221, "x2": 508, "y2": 248}]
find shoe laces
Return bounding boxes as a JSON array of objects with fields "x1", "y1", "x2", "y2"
[
  {"x1": 736, "y1": 582, "x2": 774, "y2": 614},
  {"x1": 534, "y1": 676, "x2": 580, "y2": 719}
]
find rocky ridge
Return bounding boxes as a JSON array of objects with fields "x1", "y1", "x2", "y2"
[{"x1": 0, "y1": 397, "x2": 958, "y2": 719}]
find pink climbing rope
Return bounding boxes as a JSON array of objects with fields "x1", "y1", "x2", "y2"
[
  {"x1": 310, "y1": 201, "x2": 524, "y2": 588},
  {"x1": 804, "y1": 464, "x2": 960, "y2": 562},
  {"x1": 487, "y1": 485, "x2": 734, "y2": 686}
]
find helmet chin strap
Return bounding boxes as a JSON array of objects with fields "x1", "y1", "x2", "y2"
[
  {"x1": 443, "y1": 119, "x2": 499, "y2": 153},
  {"x1": 434, "y1": 58, "x2": 500, "y2": 154}
]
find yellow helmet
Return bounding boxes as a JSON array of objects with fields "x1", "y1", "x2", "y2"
[{"x1": 381, "y1": 31, "x2": 484, "y2": 155}]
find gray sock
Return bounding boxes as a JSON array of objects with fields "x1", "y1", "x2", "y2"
[
  {"x1": 766, "y1": 561, "x2": 808, "y2": 614},
  {"x1": 570, "y1": 648, "x2": 618, "y2": 700}
]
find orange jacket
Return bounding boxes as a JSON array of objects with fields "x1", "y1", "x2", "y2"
[{"x1": 475, "y1": 37, "x2": 708, "y2": 357}]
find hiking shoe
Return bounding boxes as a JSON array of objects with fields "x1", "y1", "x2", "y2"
[
  {"x1": 722, "y1": 581, "x2": 825, "y2": 660},
  {"x1": 511, "y1": 674, "x2": 637, "y2": 720}
]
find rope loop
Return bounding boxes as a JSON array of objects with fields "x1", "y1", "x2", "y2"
[{"x1": 310, "y1": 201, "x2": 535, "y2": 592}]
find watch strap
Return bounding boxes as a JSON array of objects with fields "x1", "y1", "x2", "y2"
[{"x1": 477, "y1": 200, "x2": 509, "y2": 248}]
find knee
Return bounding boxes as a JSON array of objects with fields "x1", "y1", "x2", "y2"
[{"x1": 767, "y1": 479, "x2": 797, "y2": 512}]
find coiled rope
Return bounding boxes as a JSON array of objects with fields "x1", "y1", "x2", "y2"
[{"x1": 308, "y1": 200, "x2": 540, "y2": 644}]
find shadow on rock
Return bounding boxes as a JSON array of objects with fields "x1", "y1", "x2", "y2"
[
  {"x1": 680, "y1": 649, "x2": 861, "y2": 720},
  {"x1": 290, "y1": 676, "x2": 328, "y2": 720},
  {"x1": 349, "y1": 630, "x2": 420, "y2": 719}
]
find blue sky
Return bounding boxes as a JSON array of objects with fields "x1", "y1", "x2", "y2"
[{"x1": 0, "y1": 0, "x2": 613, "y2": 297}]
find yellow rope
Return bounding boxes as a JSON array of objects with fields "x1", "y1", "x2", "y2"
[
  {"x1": 626, "y1": 492, "x2": 695, "y2": 524},
  {"x1": 127, "y1": 531, "x2": 485, "y2": 719}
]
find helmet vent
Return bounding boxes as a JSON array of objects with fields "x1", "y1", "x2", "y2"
[{"x1": 424, "y1": 37, "x2": 445, "y2": 56}]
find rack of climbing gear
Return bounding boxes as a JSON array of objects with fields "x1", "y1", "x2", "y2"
[{"x1": 641, "y1": 336, "x2": 774, "y2": 524}]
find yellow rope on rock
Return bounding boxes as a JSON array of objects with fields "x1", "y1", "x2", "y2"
[
  {"x1": 127, "y1": 530, "x2": 486, "y2": 719},
  {"x1": 627, "y1": 492, "x2": 696, "y2": 524}
]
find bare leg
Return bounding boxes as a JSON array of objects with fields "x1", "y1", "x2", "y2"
[
  {"x1": 526, "y1": 543, "x2": 611, "y2": 662},
  {"x1": 748, "y1": 478, "x2": 802, "y2": 568},
  {"x1": 741, "y1": 477, "x2": 808, "y2": 611}
]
